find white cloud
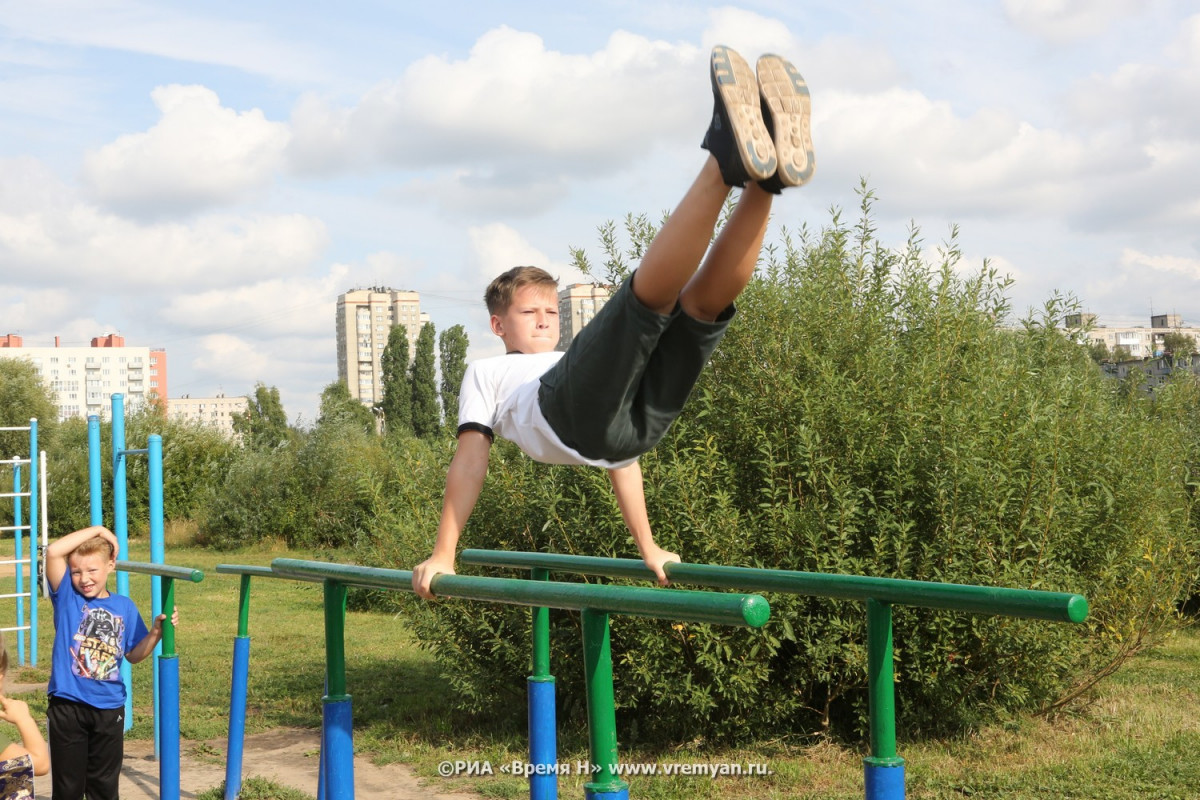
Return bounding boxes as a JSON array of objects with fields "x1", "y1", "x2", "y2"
[
  {"x1": 82, "y1": 85, "x2": 290, "y2": 218},
  {"x1": 159, "y1": 267, "x2": 351, "y2": 338},
  {"x1": 1003, "y1": 0, "x2": 1144, "y2": 42},
  {"x1": 190, "y1": 333, "x2": 272, "y2": 384},
  {"x1": 467, "y1": 222, "x2": 582, "y2": 286},
  {"x1": 816, "y1": 88, "x2": 1125, "y2": 215},
  {"x1": 287, "y1": 27, "x2": 701, "y2": 183},
  {"x1": 0, "y1": 159, "x2": 329, "y2": 289},
  {"x1": 1121, "y1": 248, "x2": 1200, "y2": 281}
]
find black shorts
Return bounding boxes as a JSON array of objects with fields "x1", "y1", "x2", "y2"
[{"x1": 538, "y1": 273, "x2": 733, "y2": 462}]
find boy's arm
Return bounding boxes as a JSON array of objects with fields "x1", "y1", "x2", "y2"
[
  {"x1": 412, "y1": 431, "x2": 492, "y2": 599},
  {"x1": 0, "y1": 696, "x2": 50, "y2": 775},
  {"x1": 126, "y1": 608, "x2": 179, "y2": 664},
  {"x1": 45, "y1": 526, "x2": 117, "y2": 592},
  {"x1": 608, "y1": 461, "x2": 679, "y2": 586}
]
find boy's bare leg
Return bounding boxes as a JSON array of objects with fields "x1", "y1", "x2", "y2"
[
  {"x1": 631, "y1": 44, "x2": 775, "y2": 316},
  {"x1": 630, "y1": 156, "x2": 732, "y2": 315},
  {"x1": 680, "y1": 181, "x2": 772, "y2": 321}
]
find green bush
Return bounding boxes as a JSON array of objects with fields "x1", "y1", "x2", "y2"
[
  {"x1": 46, "y1": 410, "x2": 237, "y2": 535},
  {"x1": 401, "y1": 189, "x2": 1197, "y2": 743}
]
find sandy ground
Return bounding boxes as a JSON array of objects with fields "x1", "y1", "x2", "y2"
[{"x1": 36, "y1": 726, "x2": 483, "y2": 800}]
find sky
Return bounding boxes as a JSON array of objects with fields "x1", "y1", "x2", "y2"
[{"x1": 1, "y1": 1, "x2": 1197, "y2": 425}]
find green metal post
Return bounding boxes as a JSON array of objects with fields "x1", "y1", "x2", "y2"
[
  {"x1": 237, "y1": 574, "x2": 252, "y2": 638},
  {"x1": 531, "y1": 567, "x2": 551, "y2": 678},
  {"x1": 324, "y1": 579, "x2": 349, "y2": 699},
  {"x1": 865, "y1": 599, "x2": 902, "y2": 767},
  {"x1": 161, "y1": 577, "x2": 177, "y2": 657},
  {"x1": 581, "y1": 609, "x2": 627, "y2": 797}
]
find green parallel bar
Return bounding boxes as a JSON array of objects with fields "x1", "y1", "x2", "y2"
[
  {"x1": 531, "y1": 567, "x2": 551, "y2": 679},
  {"x1": 582, "y1": 609, "x2": 627, "y2": 796},
  {"x1": 460, "y1": 550, "x2": 1087, "y2": 624},
  {"x1": 865, "y1": 599, "x2": 902, "y2": 766},
  {"x1": 270, "y1": 559, "x2": 769, "y2": 628},
  {"x1": 118, "y1": 560, "x2": 205, "y2": 584},
  {"x1": 217, "y1": 563, "x2": 330, "y2": 582},
  {"x1": 324, "y1": 579, "x2": 349, "y2": 699},
  {"x1": 162, "y1": 577, "x2": 176, "y2": 657}
]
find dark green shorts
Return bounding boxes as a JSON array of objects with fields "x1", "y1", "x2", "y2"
[{"x1": 538, "y1": 273, "x2": 733, "y2": 462}]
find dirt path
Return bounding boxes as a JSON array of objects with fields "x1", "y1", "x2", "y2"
[
  {"x1": 123, "y1": 728, "x2": 481, "y2": 800},
  {"x1": 35, "y1": 727, "x2": 482, "y2": 800}
]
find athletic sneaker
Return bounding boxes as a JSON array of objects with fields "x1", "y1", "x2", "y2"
[
  {"x1": 756, "y1": 53, "x2": 816, "y2": 192},
  {"x1": 701, "y1": 45, "x2": 777, "y2": 187}
]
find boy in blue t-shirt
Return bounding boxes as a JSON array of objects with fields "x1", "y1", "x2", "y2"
[{"x1": 45, "y1": 526, "x2": 174, "y2": 800}]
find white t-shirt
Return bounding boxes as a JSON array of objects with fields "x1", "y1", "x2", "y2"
[{"x1": 457, "y1": 352, "x2": 636, "y2": 469}]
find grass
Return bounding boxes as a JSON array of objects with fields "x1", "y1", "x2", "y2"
[{"x1": 3, "y1": 533, "x2": 1199, "y2": 798}]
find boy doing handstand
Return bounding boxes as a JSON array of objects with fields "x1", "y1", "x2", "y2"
[{"x1": 412, "y1": 45, "x2": 815, "y2": 598}]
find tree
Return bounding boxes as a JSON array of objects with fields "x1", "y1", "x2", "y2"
[
  {"x1": 380, "y1": 326, "x2": 412, "y2": 437},
  {"x1": 232, "y1": 383, "x2": 291, "y2": 449},
  {"x1": 1086, "y1": 339, "x2": 1110, "y2": 363},
  {"x1": 317, "y1": 381, "x2": 375, "y2": 434},
  {"x1": 1162, "y1": 331, "x2": 1197, "y2": 357},
  {"x1": 0, "y1": 357, "x2": 59, "y2": 457},
  {"x1": 410, "y1": 323, "x2": 439, "y2": 438},
  {"x1": 438, "y1": 325, "x2": 469, "y2": 431}
]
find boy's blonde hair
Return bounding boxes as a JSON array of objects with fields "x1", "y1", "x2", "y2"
[
  {"x1": 70, "y1": 536, "x2": 115, "y2": 562},
  {"x1": 485, "y1": 266, "x2": 558, "y2": 315}
]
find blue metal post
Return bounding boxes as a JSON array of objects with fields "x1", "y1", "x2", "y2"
[
  {"x1": 149, "y1": 434, "x2": 164, "y2": 760},
  {"x1": 111, "y1": 394, "x2": 133, "y2": 731},
  {"x1": 159, "y1": 653, "x2": 181, "y2": 800},
  {"x1": 529, "y1": 567, "x2": 557, "y2": 800},
  {"x1": 87, "y1": 415, "x2": 102, "y2": 526}
]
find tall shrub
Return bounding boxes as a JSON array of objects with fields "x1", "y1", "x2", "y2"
[{"x1": 400, "y1": 188, "x2": 1197, "y2": 742}]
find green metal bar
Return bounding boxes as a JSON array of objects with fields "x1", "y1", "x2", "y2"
[
  {"x1": 215, "y1": 564, "x2": 277, "y2": 579},
  {"x1": 531, "y1": 567, "x2": 551, "y2": 679},
  {"x1": 118, "y1": 560, "x2": 205, "y2": 584},
  {"x1": 460, "y1": 550, "x2": 1087, "y2": 624},
  {"x1": 865, "y1": 599, "x2": 902, "y2": 766},
  {"x1": 324, "y1": 580, "x2": 349, "y2": 699},
  {"x1": 161, "y1": 577, "x2": 176, "y2": 657},
  {"x1": 270, "y1": 559, "x2": 769, "y2": 628},
  {"x1": 237, "y1": 574, "x2": 252, "y2": 638},
  {"x1": 581, "y1": 609, "x2": 626, "y2": 796}
]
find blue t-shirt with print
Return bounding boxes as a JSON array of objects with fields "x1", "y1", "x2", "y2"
[{"x1": 48, "y1": 577, "x2": 149, "y2": 709}]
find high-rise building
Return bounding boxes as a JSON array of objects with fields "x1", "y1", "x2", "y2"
[
  {"x1": 0, "y1": 333, "x2": 167, "y2": 420},
  {"x1": 557, "y1": 283, "x2": 614, "y2": 351},
  {"x1": 335, "y1": 287, "x2": 430, "y2": 405}
]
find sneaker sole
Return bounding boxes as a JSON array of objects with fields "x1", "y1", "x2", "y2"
[
  {"x1": 711, "y1": 45, "x2": 777, "y2": 182},
  {"x1": 757, "y1": 54, "x2": 815, "y2": 187}
]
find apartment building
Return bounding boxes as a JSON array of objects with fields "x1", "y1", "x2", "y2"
[
  {"x1": 557, "y1": 283, "x2": 613, "y2": 351},
  {"x1": 0, "y1": 334, "x2": 167, "y2": 420},
  {"x1": 335, "y1": 287, "x2": 429, "y2": 405},
  {"x1": 167, "y1": 393, "x2": 249, "y2": 438},
  {"x1": 1069, "y1": 313, "x2": 1200, "y2": 358}
]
